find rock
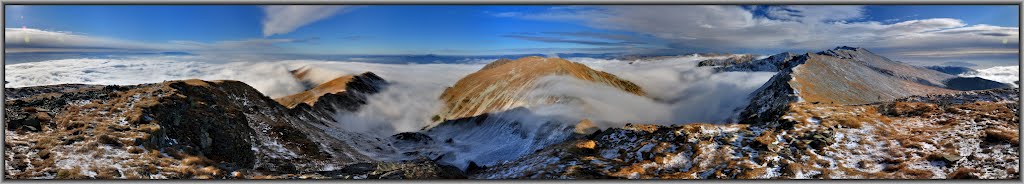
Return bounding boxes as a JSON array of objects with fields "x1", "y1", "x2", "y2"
[
  {"x1": 392, "y1": 132, "x2": 434, "y2": 144},
  {"x1": 948, "y1": 168, "x2": 979, "y2": 179},
  {"x1": 466, "y1": 161, "x2": 485, "y2": 174},
  {"x1": 575, "y1": 140, "x2": 597, "y2": 150},
  {"x1": 574, "y1": 119, "x2": 600, "y2": 135},
  {"x1": 320, "y1": 159, "x2": 466, "y2": 179},
  {"x1": 3, "y1": 75, "x2": 390, "y2": 178}
]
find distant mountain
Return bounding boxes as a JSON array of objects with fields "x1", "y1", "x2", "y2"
[
  {"x1": 698, "y1": 52, "x2": 796, "y2": 72},
  {"x1": 695, "y1": 54, "x2": 758, "y2": 68},
  {"x1": 924, "y1": 65, "x2": 978, "y2": 75}
]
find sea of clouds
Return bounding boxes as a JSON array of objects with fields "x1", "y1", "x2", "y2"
[
  {"x1": 4, "y1": 54, "x2": 775, "y2": 133},
  {"x1": 8, "y1": 54, "x2": 1018, "y2": 169},
  {"x1": 960, "y1": 65, "x2": 1020, "y2": 88},
  {"x1": 6, "y1": 55, "x2": 1017, "y2": 137}
]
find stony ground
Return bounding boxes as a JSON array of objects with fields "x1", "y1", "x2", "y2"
[{"x1": 475, "y1": 89, "x2": 1020, "y2": 179}]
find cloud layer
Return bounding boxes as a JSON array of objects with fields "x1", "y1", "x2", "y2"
[
  {"x1": 262, "y1": 5, "x2": 352, "y2": 37},
  {"x1": 5, "y1": 28, "x2": 307, "y2": 54},
  {"x1": 493, "y1": 5, "x2": 1019, "y2": 64},
  {"x1": 5, "y1": 54, "x2": 773, "y2": 135}
]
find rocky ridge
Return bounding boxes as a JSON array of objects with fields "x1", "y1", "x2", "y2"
[
  {"x1": 3, "y1": 72, "x2": 465, "y2": 179},
  {"x1": 4, "y1": 47, "x2": 1018, "y2": 180},
  {"x1": 434, "y1": 56, "x2": 646, "y2": 126},
  {"x1": 737, "y1": 47, "x2": 1010, "y2": 125}
]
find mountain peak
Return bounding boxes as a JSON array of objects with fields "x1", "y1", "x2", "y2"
[
  {"x1": 736, "y1": 46, "x2": 1013, "y2": 125},
  {"x1": 435, "y1": 56, "x2": 645, "y2": 124},
  {"x1": 275, "y1": 71, "x2": 385, "y2": 108}
]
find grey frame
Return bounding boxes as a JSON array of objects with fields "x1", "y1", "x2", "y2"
[{"x1": 0, "y1": 1, "x2": 1020, "y2": 184}]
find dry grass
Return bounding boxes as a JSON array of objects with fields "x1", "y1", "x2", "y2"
[
  {"x1": 983, "y1": 127, "x2": 1019, "y2": 145},
  {"x1": 438, "y1": 56, "x2": 646, "y2": 122},
  {"x1": 55, "y1": 166, "x2": 89, "y2": 179},
  {"x1": 274, "y1": 75, "x2": 355, "y2": 108},
  {"x1": 878, "y1": 102, "x2": 939, "y2": 117}
]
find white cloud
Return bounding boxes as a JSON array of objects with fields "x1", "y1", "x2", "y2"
[
  {"x1": 5, "y1": 28, "x2": 306, "y2": 54},
  {"x1": 764, "y1": 5, "x2": 865, "y2": 22},
  {"x1": 896, "y1": 48, "x2": 1018, "y2": 57},
  {"x1": 4, "y1": 28, "x2": 181, "y2": 51},
  {"x1": 961, "y1": 65, "x2": 1019, "y2": 87},
  {"x1": 261, "y1": 5, "x2": 352, "y2": 37},
  {"x1": 493, "y1": 5, "x2": 1019, "y2": 63}
]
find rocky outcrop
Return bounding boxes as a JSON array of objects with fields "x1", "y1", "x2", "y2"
[
  {"x1": 699, "y1": 52, "x2": 797, "y2": 72},
  {"x1": 4, "y1": 75, "x2": 389, "y2": 179},
  {"x1": 924, "y1": 66, "x2": 978, "y2": 75},
  {"x1": 695, "y1": 54, "x2": 757, "y2": 69},
  {"x1": 276, "y1": 72, "x2": 388, "y2": 127},
  {"x1": 275, "y1": 72, "x2": 386, "y2": 109}
]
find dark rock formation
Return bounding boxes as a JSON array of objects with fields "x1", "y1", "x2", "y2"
[{"x1": 4, "y1": 73, "x2": 391, "y2": 179}]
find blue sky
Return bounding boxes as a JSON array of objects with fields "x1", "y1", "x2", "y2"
[{"x1": 4, "y1": 5, "x2": 1020, "y2": 66}]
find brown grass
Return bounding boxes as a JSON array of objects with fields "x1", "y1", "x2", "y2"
[
  {"x1": 181, "y1": 156, "x2": 214, "y2": 167},
  {"x1": 97, "y1": 134, "x2": 122, "y2": 147},
  {"x1": 274, "y1": 75, "x2": 355, "y2": 108},
  {"x1": 983, "y1": 127, "x2": 1019, "y2": 145},
  {"x1": 947, "y1": 168, "x2": 979, "y2": 179},
  {"x1": 438, "y1": 57, "x2": 646, "y2": 121},
  {"x1": 56, "y1": 166, "x2": 89, "y2": 179}
]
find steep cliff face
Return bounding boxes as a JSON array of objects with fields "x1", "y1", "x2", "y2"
[
  {"x1": 434, "y1": 56, "x2": 646, "y2": 125},
  {"x1": 4, "y1": 73, "x2": 390, "y2": 179},
  {"x1": 275, "y1": 72, "x2": 388, "y2": 127}
]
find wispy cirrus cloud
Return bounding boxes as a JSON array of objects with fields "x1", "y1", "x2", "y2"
[
  {"x1": 4, "y1": 28, "x2": 311, "y2": 54},
  {"x1": 491, "y1": 5, "x2": 1019, "y2": 65},
  {"x1": 261, "y1": 5, "x2": 354, "y2": 37}
]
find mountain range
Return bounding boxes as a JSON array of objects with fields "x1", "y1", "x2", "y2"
[{"x1": 4, "y1": 46, "x2": 1018, "y2": 179}]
